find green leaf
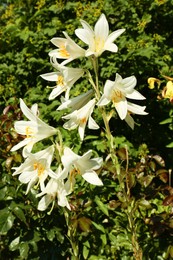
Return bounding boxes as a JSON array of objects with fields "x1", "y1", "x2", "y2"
[
  {"x1": 83, "y1": 244, "x2": 90, "y2": 259},
  {"x1": 9, "y1": 236, "x2": 20, "y2": 251},
  {"x1": 166, "y1": 142, "x2": 173, "y2": 148},
  {"x1": 92, "y1": 221, "x2": 105, "y2": 233},
  {"x1": 0, "y1": 208, "x2": 15, "y2": 235},
  {"x1": 47, "y1": 229, "x2": 55, "y2": 241},
  {"x1": 160, "y1": 118, "x2": 172, "y2": 124},
  {"x1": 12, "y1": 206, "x2": 27, "y2": 225},
  {"x1": 19, "y1": 242, "x2": 29, "y2": 259},
  {"x1": 100, "y1": 234, "x2": 107, "y2": 246},
  {"x1": 95, "y1": 196, "x2": 109, "y2": 216}
]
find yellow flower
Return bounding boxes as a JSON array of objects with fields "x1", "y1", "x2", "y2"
[
  {"x1": 162, "y1": 81, "x2": 173, "y2": 101},
  {"x1": 148, "y1": 77, "x2": 161, "y2": 89}
]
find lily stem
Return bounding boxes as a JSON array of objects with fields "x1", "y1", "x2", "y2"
[{"x1": 92, "y1": 57, "x2": 142, "y2": 260}]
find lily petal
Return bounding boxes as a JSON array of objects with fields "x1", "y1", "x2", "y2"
[{"x1": 82, "y1": 171, "x2": 103, "y2": 186}]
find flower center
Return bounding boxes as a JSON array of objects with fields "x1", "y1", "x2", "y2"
[
  {"x1": 80, "y1": 117, "x2": 87, "y2": 124},
  {"x1": 58, "y1": 46, "x2": 70, "y2": 58},
  {"x1": 25, "y1": 126, "x2": 34, "y2": 138},
  {"x1": 57, "y1": 75, "x2": 64, "y2": 86},
  {"x1": 70, "y1": 167, "x2": 80, "y2": 177},
  {"x1": 95, "y1": 37, "x2": 105, "y2": 53},
  {"x1": 111, "y1": 90, "x2": 123, "y2": 103},
  {"x1": 33, "y1": 162, "x2": 45, "y2": 177}
]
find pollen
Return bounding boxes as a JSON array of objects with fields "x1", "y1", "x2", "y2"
[
  {"x1": 80, "y1": 117, "x2": 87, "y2": 124},
  {"x1": 95, "y1": 37, "x2": 105, "y2": 52},
  {"x1": 33, "y1": 162, "x2": 45, "y2": 176},
  {"x1": 111, "y1": 90, "x2": 123, "y2": 103},
  {"x1": 25, "y1": 126, "x2": 33, "y2": 138},
  {"x1": 57, "y1": 75, "x2": 64, "y2": 86},
  {"x1": 58, "y1": 46, "x2": 70, "y2": 58}
]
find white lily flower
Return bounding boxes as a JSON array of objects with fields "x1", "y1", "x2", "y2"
[
  {"x1": 57, "y1": 89, "x2": 94, "y2": 111},
  {"x1": 12, "y1": 146, "x2": 56, "y2": 194},
  {"x1": 125, "y1": 102, "x2": 148, "y2": 129},
  {"x1": 49, "y1": 32, "x2": 85, "y2": 65},
  {"x1": 97, "y1": 73, "x2": 145, "y2": 120},
  {"x1": 62, "y1": 98, "x2": 99, "y2": 140},
  {"x1": 36, "y1": 167, "x2": 71, "y2": 211},
  {"x1": 56, "y1": 147, "x2": 103, "y2": 189},
  {"x1": 75, "y1": 13, "x2": 125, "y2": 57},
  {"x1": 11, "y1": 99, "x2": 57, "y2": 157},
  {"x1": 40, "y1": 66, "x2": 84, "y2": 100}
]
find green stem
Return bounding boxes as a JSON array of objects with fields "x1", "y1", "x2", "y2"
[
  {"x1": 64, "y1": 209, "x2": 79, "y2": 260},
  {"x1": 91, "y1": 56, "x2": 142, "y2": 260}
]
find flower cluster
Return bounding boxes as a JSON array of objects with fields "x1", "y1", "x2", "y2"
[{"x1": 11, "y1": 13, "x2": 147, "y2": 212}]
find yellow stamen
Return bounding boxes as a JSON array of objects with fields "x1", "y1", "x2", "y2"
[
  {"x1": 95, "y1": 37, "x2": 105, "y2": 52},
  {"x1": 58, "y1": 46, "x2": 70, "y2": 58},
  {"x1": 80, "y1": 117, "x2": 87, "y2": 124},
  {"x1": 33, "y1": 162, "x2": 45, "y2": 176},
  {"x1": 111, "y1": 90, "x2": 123, "y2": 103},
  {"x1": 56, "y1": 75, "x2": 64, "y2": 86},
  {"x1": 25, "y1": 126, "x2": 33, "y2": 138}
]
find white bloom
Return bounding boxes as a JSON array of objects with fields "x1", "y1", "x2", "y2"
[
  {"x1": 37, "y1": 171, "x2": 71, "y2": 211},
  {"x1": 125, "y1": 102, "x2": 148, "y2": 129},
  {"x1": 75, "y1": 13, "x2": 125, "y2": 57},
  {"x1": 56, "y1": 147, "x2": 103, "y2": 189},
  {"x1": 11, "y1": 99, "x2": 57, "y2": 157},
  {"x1": 97, "y1": 73, "x2": 145, "y2": 120},
  {"x1": 12, "y1": 146, "x2": 56, "y2": 194},
  {"x1": 62, "y1": 98, "x2": 99, "y2": 140},
  {"x1": 49, "y1": 32, "x2": 85, "y2": 65},
  {"x1": 57, "y1": 89, "x2": 94, "y2": 111},
  {"x1": 40, "y1": 65, "x2": 84, "y2": 100}
]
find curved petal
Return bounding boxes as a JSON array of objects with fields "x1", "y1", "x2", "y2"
[
  {"x1": 88, "y1": 116, "x2": 99, "y2": 129},
  {"x1": 62, "y1": 147, "x2": 79, "y2": 168},
  {"x1": 40, "y1": 72, "x2": 59, "y2": 82},
  {"x1": 19, "y1": 170, "x2": 36, "y2": 184},
  {"x1": 97, "y1": 95, "x2": 110, "y2": 106},
  {"x1": 75, "y1": 28, "x2": 93, "y2": 45},
  {"x1": 49, "y1": 86, "x2": 66, "y2": 100},
  {"x1": 122, "y1": 76, "x2": 137, "y2": 93},
  {"x1": 50, "y1": 37, "x2": 66, "y2": 48},
  {"x1": 63, "y1": 118, "x2": 79, "y2": 130},
  {"x1": 95, "y1": 13, "x2": 109, "y2": 40},
  {"x1": 78, "y1": 122, "x2": 86, "y2": 140},
  {"x1": 104, "y1": 42, "x2": 118, "y2": 52},
  {"x1": 104, "y1": 80, "x2": 115, "y2": 99},
  {"x1": 126, "y1": 90, "x2": 146, "y2": 100},
  {"x1": 106, "y1": 29, "x2": 125, "y2": 44},
  {"x1": 82, "y1": 171, "x2": 103, "y2": 185},
  {"x1": 38, "y1": 195, "x2": 52, "y2": 211},
  {"x1": 10, "y1": 138, "x2": 31, "y2": 152},
  {"x1": 14, "y1": 121, "x2": 38, "y2": 135},
  {"x1": 115, "y1": 98, "x2": 127, "y2": 120},
  {"x1": 125, "y1": 114, "x2": 134, "y2": 129},
  {"x1": 20, "y1": 99, "x2": 36, "y2": 122}
]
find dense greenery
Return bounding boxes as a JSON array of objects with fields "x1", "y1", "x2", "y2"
[{"x1": 0, "y1": 0, "x2": 173, "y2": 259}]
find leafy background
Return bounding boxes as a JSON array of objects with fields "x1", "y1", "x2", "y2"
[{"x1": 0, "y1": 0, "x2": 173, "y2": 259}]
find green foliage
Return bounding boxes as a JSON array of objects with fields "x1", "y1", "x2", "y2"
[{"x1": 1, "y1": 0, "x2": 173, "y2": 259}]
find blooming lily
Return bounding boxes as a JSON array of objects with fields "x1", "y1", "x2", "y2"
[
  {"x1": 125, "y1": 102, "x2": 148, "y2": 129},
  {"x1": 56, "y1": 147, "x2": 103, "y2": 190},
  {"x1": 57, "y1": 89, "x2": 94, "y2": 111},
  {"x1": 11, "y1": 99, "x2": 57, "y2": 157},
  {"x1": 12, "y1": 146, "x2": 56, "y2": 194},
  {"x1": 75, "y1": 13, "x2": 125, "y2": 57},
  {"x1": 97, "y1": 73, "x2": 145, "y2": 120},
  {"x1": 37, "y1": 170, "x2": 71, "y2": 211},
  {"x1": 62, "y1": 98, "x2": 99, "y2": 140},
  {"x1": 40, "y1": 65, "x2": 84, "y2": 100},
  {"x1": 49, "y1": 32, "x2": 85, "y2": 65}
]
